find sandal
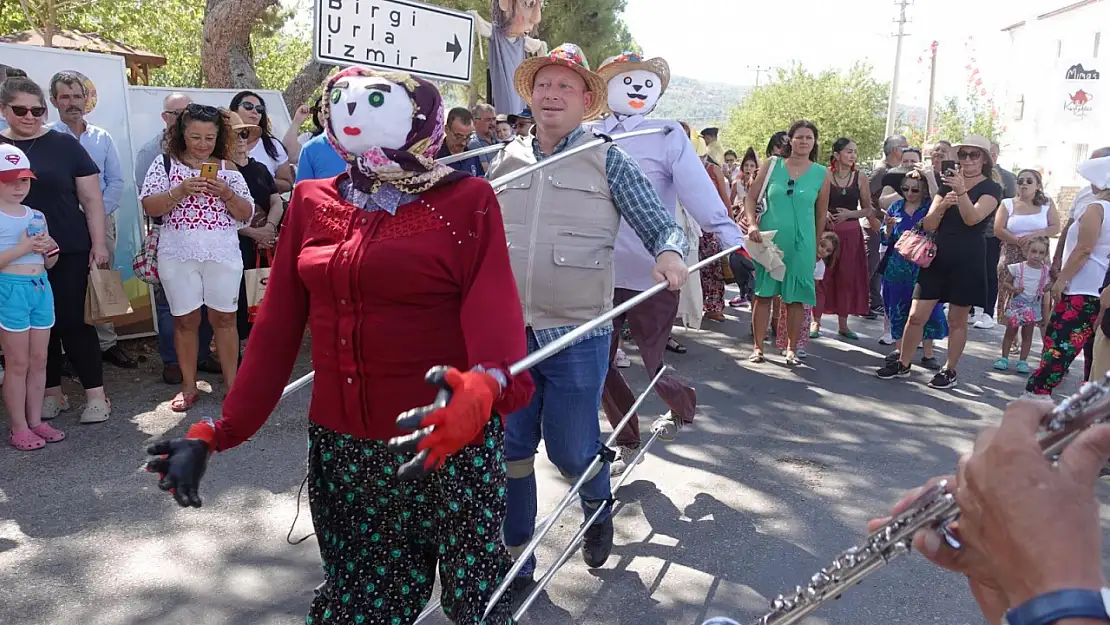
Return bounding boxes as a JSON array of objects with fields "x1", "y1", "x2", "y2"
[
  {"x1": 838, "y1": 330, "x2": 860, "y2": 341},
  {"x1": 170, "y1": 391, "x2": 200, "y2": 413},
  {"x1": 666, "y1": 337, "x2": 687, "y2": 354},
  {"x1": 30, "y1": 423, "x2": 66, "y2": 443},
  {"x1": 748, "y1": 351, "x2": 766, "y2": 363},
  {"x1": 784, "y1": 351, "x2": 800, "y2": 366},
  {"x1": 9, "y1": 429, "x2": 45, "y2": 451}
]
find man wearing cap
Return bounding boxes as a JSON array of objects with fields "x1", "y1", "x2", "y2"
[
  {"x1": 591, "y1": 52, "x2": 742, "y2": 475},
  {"x1": 45, "y1": 71, "x2": 135, "y2": 369},
  {"x1": 512, "y1": 106, "x2": 534, "y2": 136},
  {"x1": 488, "y1": 43, "x2": 688, "y2": 580}
]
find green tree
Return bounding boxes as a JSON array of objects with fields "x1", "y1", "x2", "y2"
[
  {"x1": 931, "y1": 94, "x2": 1001, "y2": 143},
  {"x1": 538, "y1": 0, "x2": 636, "y2": 68},
  {"x1": 721, "y1": 62, "x2": 888, "y2": 164}
]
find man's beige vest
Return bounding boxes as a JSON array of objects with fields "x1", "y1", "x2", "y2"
[{"x1": 489, "y1": 131, "x2": 621, "y2": 330}]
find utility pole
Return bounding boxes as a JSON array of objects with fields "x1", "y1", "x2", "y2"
[
  {"x1": 747, "y1": 65, "x2": 778, "y2": 87},
  {"x1": 925, "y1": 41, "x2": 938, "y2": 140},
  {"x1": 884, "y1": 0, "x2": 911, "y2": 138}
]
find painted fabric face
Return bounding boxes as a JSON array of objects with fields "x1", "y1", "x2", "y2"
[
  {"x1": 321, "y1": 65, "x2": 465, "y2": 196},
  {"x1": 606, "y1": 69, "x2": 663, "y2": 116}
]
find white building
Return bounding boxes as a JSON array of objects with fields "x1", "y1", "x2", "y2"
[{"x1": 998, "y1": 0, "x2": 1108, "y2": 196}]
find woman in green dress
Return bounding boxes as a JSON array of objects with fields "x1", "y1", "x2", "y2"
[{"x1": 744, "y1": 120, "x2": 830, "y2": 365}]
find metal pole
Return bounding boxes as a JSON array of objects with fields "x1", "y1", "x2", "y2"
[
  {"x1": 435, "y1": 140, "x2": 509, "y2": 166},
  {"x1": 509, "y1": 244, "x2": 743, "y2": 377},
  {"x1": 884, "y1": 0, "x2": 910, "y2": 138},
  {"x1": 488, "y1": 127, "x2": 670, "y2": 191},
  {"x1": 512, "y1": 414, "x2": 680, "y2": 620},
  {"x1": 478, "y1": 365, "x2": 671, "y2": 620},
  {"x1": 281, "y1": 371, "x2": 315, "y2": 399}
]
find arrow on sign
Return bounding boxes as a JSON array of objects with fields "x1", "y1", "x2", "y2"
[{"x1": 446, "y1": 34, "x2": 462, "y2": 62}]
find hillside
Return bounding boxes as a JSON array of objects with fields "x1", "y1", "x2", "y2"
[{"x1": 648, "y1": 75, "x2": 750, "y2": 129}]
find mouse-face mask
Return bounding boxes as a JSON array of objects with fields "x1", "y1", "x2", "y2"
[
  {"x1": 597, "y1": 53, "x2": 670, "y2": 118},
  {"x1": 321, "y1": 66, "x2": 464, "y2": 196}
]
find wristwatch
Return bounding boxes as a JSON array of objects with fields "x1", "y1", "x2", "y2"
[{"x1": 1005, "y1": 588, "x2": 1110, "y2": 625}]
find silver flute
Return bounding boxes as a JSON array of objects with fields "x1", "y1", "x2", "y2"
[{"x1": 703, "y1": 375, "x2": 1110, "y2": 625}]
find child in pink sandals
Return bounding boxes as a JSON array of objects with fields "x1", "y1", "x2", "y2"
[{"x1": 0, "y1": 145, "x2": 64, "y2": 451}]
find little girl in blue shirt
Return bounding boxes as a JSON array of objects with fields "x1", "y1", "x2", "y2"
[{"x1": 0, "y1": 144, "x2": 61, "y2": 451}]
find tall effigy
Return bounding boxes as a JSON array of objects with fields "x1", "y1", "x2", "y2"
[{"x1": 488, "y1": 0, "x2": 544, "y2": 114}]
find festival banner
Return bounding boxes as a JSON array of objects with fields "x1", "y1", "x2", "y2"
[{"x1": 1055, "y1": 57, "x2": 1103, "y2": 141}]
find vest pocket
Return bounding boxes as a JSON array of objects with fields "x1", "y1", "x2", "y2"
[
  {"x1": 553, "y1": 244, "x2": 611, "y2": 319},
  {"x1": 494, "y1": 178, "x2": 531, "y2": 226}
]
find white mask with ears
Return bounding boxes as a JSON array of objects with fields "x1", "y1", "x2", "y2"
[
  {"x1": 606, "y1": 69, "x2": 663, "y2": 117},
  {"x1": 327, "y1": 75, "x2": 413, "y2": 155}
]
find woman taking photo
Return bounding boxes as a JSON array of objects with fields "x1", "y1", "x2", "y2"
[
  {"x1": 0, "y1": 75, "x2": 111, "y2": 424},
  {"x1": 230, "y1": 90, "x2": 295, "y2": 193},
  {"x1": 744, "y1": 120, "x2": 830, "y2": 365},
  {"x1": 993, "y1": 168, "x2": 1059, "y2": 332},
  {"x1": 729, "y1": 147, "x2": 759, "y2": 215},
  {"x1": 226, "y1": 112, "x2": 283, "y2": 343},
  {"x1": 877, "y1": 136, "x2": 1001, "y2": 388},
  {"x1": 140, "y1": 104, "x2": 254, "y2": 411},
  {"x1": 1025, "y1": 156, "x2": 1110, "y2": 396},
  {"x1": 813, "y1": 137, "x2": 871, "y2": 340}
]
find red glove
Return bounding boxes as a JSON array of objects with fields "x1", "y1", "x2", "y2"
[{"x1": 389, "y1": 367, "x2": 500, "y2": 479}]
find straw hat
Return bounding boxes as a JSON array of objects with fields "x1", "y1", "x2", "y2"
[
  {"x1": 954, "y1": 135, "x2": 991, "y2": 155},
  {"x1": 597, "y1": 53, "x2": 671, "y2": 95},
  {"x1": 514, "y1": 43, "x2": 608, "y2": 121},
  {"x1": 227, "y1": 111, "x2": 261, "y2": 141}
]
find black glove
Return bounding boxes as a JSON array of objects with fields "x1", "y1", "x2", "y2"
[{"x1": 145, "y1": 420, "x2": 215, "y2": 508}]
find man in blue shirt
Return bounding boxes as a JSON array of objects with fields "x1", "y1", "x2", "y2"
[
  {"x1": 466, "y1": 102, "x2": 498, "y2": 174},
  {"x1": 436, "y1": 107, "x2": 484, "y2": 178},
  {"x1": 47, "y1": 71, "x2": 135, "y2": 369},
  {"x1": 295, "y1": 133, "x2": 348, "y2": 182}
]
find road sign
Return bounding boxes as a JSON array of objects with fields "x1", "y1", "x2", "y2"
[{"x1": 314, "y1": 0, "x2": 474, "y2": 84}]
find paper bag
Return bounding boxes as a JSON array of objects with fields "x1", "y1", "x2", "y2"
[
  {"x1": 85, "y1": 268, "x2": 134, "y2": 324},
  {"x1": 245, "y1": 251, "x2": 273, "y2": 323}
]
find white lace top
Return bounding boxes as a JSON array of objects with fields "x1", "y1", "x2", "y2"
[{"x1": 139, "y1": 157, "x2": 250, "y2": 264}]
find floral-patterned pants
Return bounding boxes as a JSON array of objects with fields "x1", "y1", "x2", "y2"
[
  {"x1": 775, "y1": 304, "x2": 811, "y2": 351},
  {"x1": 306, "y1": 420, "x2": 515, "y2": 625},
  {"x1": 700, "y1": 233, "x2": 725, "y2": 314},
  {"x1": 1027, "y1": 295, "x2": 1100, "y2": 395}
]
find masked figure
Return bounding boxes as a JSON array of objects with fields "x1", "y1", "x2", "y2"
[
  {"x1": 489, "y1": 0, "x2": 545, "y2": 115},
  {"x1": 144, "y1": 66, "x2": 533, "y2": 625},
  {"x1": 590, "y1": 53, "x2": 743, "y2": 475}
]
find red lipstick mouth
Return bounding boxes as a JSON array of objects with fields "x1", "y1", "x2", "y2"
[{"x1": 343, "y1": 126, "x2": 361, "y2": 136}]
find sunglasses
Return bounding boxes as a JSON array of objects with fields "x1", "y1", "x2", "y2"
[
  {"x1": 8, "y1": 105, "x2": 46, "y2": 118},
  {"x1": 900, "y1": 185, "x2": 922, "y2": 194},
  {"x1": 1017, "y1": 177, "x2": 1037, "y2": 185},
  {"x1": 786, "y1": 179, "x2": 795, "y2": 196},
  {"x1": 957, "y1": 149, "x2": 982, "y2": 160},
  {"x1": 236, "y1": 130, "x2": 252, "y2": 140},
  {"x1": 238, "y1": 101, "x2": 266, "y2": 115},
  {"x1": 185, "y1": 103, "x2": 221, "y2": 121}
]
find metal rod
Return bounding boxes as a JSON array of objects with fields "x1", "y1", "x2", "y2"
[
  {"x1": 281, "y1": 371, "x2": 315, "y2": 399},
  {"x1": 479, "y1": 365, "x2": 671, "y2": 620},
  {"x1": 512, "y1": 415, "x2": 678, "y2": 620},
  {"x1": 435, "y1": 140, "x2": 509, "y2": 165},
  {"x1": 509, "y1": 244, "x2": 744, "y2": 377},
  {"x1": 488, "y1": 127, "x2": 669, "y2": 191}
]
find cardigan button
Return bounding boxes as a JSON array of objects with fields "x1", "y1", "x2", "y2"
[
  {"x1": 342, "y1": 250, "x2": 349, "y2": 257},
  {"x1": 346, "y1": 377, "x2": 353, "y2": 384},
  {"x1": 340, "y1": 299, "x2": 347, "y2": 305},
  {"x1": 359, "y1": 218, "x2": 368, "y2": 225},
  {"x1": 340, "y1": 338, "x2": 347, "y2": 346}
]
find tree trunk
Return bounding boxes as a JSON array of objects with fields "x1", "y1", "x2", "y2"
[
  {"x1": 282, "y1": 61, "x2": 333, "y2": 114},
  {"x1": 201, "y1": 0, "x2": 277, "y2": 89}
]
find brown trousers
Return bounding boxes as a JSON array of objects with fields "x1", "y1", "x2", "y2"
[{"x1": 602, "y1": 288, "x2": 697, "y2": 447}]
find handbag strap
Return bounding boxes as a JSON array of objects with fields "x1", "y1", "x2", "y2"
[{"x1": 757, "y1": 156, "x2": 777, "y2": 205}]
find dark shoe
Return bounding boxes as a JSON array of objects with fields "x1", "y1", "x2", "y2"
[
  {"x1": 102, "y1": 345, "x2": 138, "y2": 369},
  {"x1": 876, "y1": 362, "x2": 911, "y2": 379},
  {"x1": 162, "y1": 364, "x2": 183, "y2": 385},
  {"x1": 920, "y1": 356, "x2": 942, "y2": 371},
  {"x1": 197, "y1": 356, "x2": 222, "y2": 374},
  {"x1": 582, "y1": 516, "x2": 614, "y2": 568},
  {"x1": 885, "y1": 350, "x2": 901, "y2": 364},
  {"x1": 928, "y1": 368, "x2": 958, "y2": 389}
]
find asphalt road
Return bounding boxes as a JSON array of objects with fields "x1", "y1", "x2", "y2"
[{"x1": 1, "y1": 295, "x2": 1106, "y2": 625}]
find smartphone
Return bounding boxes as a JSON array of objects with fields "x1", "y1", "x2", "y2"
[
  {"x1": 200, "y1": 162, "x2": 218, "y2": 179},
  {"x1": 940, "y1": 160, "x2": 957, "y2": 177}
]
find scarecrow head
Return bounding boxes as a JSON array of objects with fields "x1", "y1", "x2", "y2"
[{"x1": 598, "y1": 53, "x2": 670, "y2": 117}]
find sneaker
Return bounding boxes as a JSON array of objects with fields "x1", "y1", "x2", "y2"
[
  {"x1": 928, "y1": 368, "x2": 958, "y2": 389},
  {"x1": 581, "y1": 516, "x2": 614, "y2": 568},
  {"x1": 614, "y1": 348, "x2": 631, "y2": 369},
  {"x1": 796, "y1": 349, "x2": 808, "y2": 360},
  {"x1": 728, "y1": 296, "x2": 747, "y2": 308},
  {"x1": 610, "y1": 445, "x2": 640, "y2": 477},
  {"x1": 884, "y1": 350, "x2": 901, "y2": 364},
  {"x1": 878, "y1": 332, "x2": 894, "y2": 345},
  {"x1": 920, "y1": 356, "x2": 942, "y2": 371},
  {"x1": 973, "y1": 316, "x2": 997, "y2": 330},
  {"x1": 101, "y1": 345, "x2": 138, "y2": 369},
  {"x1": 876, "y1": 362, "x2": 911, "y2": 379}
]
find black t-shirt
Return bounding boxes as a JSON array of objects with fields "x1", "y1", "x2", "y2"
[
  {"x1": 239, "y1": 158, "x2": 278, "y2": 220},
  {"x1": 436, "y1": 143, "x2": 483, "y2": 178},
  {"x1": 936, "y1": 178, "x2": 1003, "y2": 238},
  {"x1": 0, "y1": 130, "x2": 99, "y2": 253}
]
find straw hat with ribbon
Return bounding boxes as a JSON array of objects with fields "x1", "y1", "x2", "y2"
[
  {"x1": 597, "y1": 53, "x2": 671, "y2": 96},
  {"x1": 513, "y1": 43, "x2": 608, "y2": 121},
  {"x1": 227, "y1": 110, "x2": 261, "y2": 142}
]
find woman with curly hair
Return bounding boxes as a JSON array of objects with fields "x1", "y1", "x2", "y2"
[{"x1": 139, "y1": 104, "x2": 254, "y2": 411}]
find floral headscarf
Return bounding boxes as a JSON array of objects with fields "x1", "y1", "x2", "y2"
[{"x1": 321, "y1": 66, "x2": 465, "y2": 196}]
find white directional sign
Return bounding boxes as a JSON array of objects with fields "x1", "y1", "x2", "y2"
[{"x1": 314, "y1": 0, "x2": 474, "y2": 84}]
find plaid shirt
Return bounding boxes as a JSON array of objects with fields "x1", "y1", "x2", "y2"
[{"x1": 529, "y1": 126, "x2": 687, "y2": 348}]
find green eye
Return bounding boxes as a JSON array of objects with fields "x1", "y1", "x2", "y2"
[
  {"x1": 368, "y1": 91, "x2": 384, "y2": 107},
  {"x1": 330, "y1": 90, "x2": 341, "y2": 104}
]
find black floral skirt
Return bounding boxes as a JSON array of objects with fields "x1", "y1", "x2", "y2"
[{"x1": 305, "y1": 418, "x2": 515, "y2": 625}]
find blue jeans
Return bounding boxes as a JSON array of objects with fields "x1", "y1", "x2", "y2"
[
  {"x1": 155, "y1": 285, "x2": 213, "y2": 365},
  {"x1": 503, "y1": 332, "x2": 611, "y2": 576}
]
